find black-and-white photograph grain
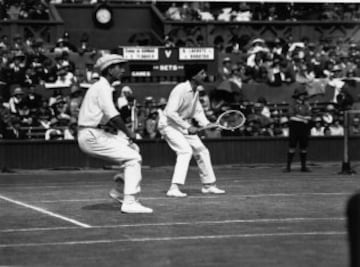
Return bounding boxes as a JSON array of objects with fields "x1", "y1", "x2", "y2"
[{"x1": 1, "y1": 0, "x2": 360, "y2": 266}]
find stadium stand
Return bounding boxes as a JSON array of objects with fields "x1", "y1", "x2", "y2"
[{"x1": 0, "y1": 2, "x2": 360, "y2": 140}]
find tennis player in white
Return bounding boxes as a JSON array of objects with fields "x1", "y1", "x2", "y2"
[
  {"x1": 77, "y1": 54, "x2": 153, "y2": 213},
  {"x1": 158, "y1": 65, "x2": 225, "y2": 197}
]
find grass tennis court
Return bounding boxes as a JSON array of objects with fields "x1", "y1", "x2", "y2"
[{"x1": 0, "y1": 162, "x2": 357, "y2": 266}]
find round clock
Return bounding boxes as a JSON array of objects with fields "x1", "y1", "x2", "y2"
[{"x1": 93, "y1": 4, "x2": 113, "y2": 28}]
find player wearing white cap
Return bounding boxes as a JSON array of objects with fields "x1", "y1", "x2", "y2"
[
  {"x1": 158, "y1": 65, "x2": 226, "y2": 197},
  {"x1": 77, "y1": 54, "x2": 153, "y2": 213}
]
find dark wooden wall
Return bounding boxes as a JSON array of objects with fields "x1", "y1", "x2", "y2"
[{"x1": 0, "y1": 137, "x2": 356, "y2": 170}]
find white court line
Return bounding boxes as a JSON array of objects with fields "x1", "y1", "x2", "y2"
[
  {"x1": 0, "y1": 231, "x2": 346, "y2": 248},
  {"x1": 0, "y1": 217, "x2": 345, "y2": 233},
  {"x1": 0, "y1": 194, "x2": 91, "y2": 228},
  {"x1": 32, "y1": 192, "x2": 351, "y2": 203}
]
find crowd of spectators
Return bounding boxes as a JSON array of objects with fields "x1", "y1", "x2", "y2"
[
  {"x1": 0, "y1": 28, "x2": 359, "y2": 141},
  {"x1": 161, "y1": 2, "x2": 360, "y2": 22},
  {"x1": 0, "y1": 1, "x2": 360, "y2": 140},
  {"x1": 0, "y1": 0, "x2": 50, "y2": 21},
  {"x1": 215, "y1": 36, "x2": 360, "y2": 91}
]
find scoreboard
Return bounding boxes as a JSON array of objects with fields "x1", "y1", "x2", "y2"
[{"x1": 117, "y1": 46, "x2": 217, "y2": 80}]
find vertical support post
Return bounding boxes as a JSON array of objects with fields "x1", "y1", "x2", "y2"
[{"x1": 340, "y1": 110, "x2": 356, "y2": 174}]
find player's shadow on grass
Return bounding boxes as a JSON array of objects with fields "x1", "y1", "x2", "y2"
[{"x1": 82, "y1": 202, "x2": 120, "y2": 211}]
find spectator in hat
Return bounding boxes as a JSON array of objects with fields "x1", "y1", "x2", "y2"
[
  {"x1": 218, "y1": 57, "x2": 232, "y2": 80},
  {"x1": 7, "y1": 50, "x2": 27, "y2": 85},
  {"x1": 158, "y1": 64, "x2": 226, "y2": 198},
  {"x1": 8, "y1": 86, "x2": 25, "y2": 114},
  {"x1": 284, "y1": 86, "x2": 312, "y2": 172}
]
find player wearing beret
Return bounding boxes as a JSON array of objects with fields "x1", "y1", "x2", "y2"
[
  {"x1": 158, "y1": 64, "x2": 225, "y2": 197},
  {"x1": 77, "y1": 54, "x2": 153, "y2": 213},
  {"x1": 285, "y1": 86, "x2": 312, "y2": 172}
]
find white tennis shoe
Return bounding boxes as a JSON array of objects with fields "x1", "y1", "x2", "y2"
[
  {"x1": 166, "y1": 188, "x2": 188, "y2": 198},
  {"x1": 201, "y1": 185, "x2": 226, "y2": 194},
  {"x1": 121, "y1": 200, "x2": 153, "y2": 213}
]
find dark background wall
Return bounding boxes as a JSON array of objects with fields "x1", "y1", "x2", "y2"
[{"x1": 0, "y1": 137, "x2": 355, "y2": 169}]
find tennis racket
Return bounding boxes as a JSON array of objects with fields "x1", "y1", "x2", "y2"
[{"x1": 200, "y1": 109, "x2": 246, "y2": 131}]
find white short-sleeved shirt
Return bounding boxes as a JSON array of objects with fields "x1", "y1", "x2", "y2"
[
  {"x1": 78, "y1": 77, "x2": 119, "y2": 127},
  {"x1": 158, "y1": 81, "x2": 209, "y2": 133}
]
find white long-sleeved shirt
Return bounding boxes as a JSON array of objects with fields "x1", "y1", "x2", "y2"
[
  {"x1": 78, "y1": 77, "x2": 119, "y2": 127},
  {"x1": 158, "y1": 81, "x2": 209, "y2": 133}
]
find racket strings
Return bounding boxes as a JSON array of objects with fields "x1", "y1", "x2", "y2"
[{"x1": 218, "y1": 111, "x2": 245, "y2": 130}]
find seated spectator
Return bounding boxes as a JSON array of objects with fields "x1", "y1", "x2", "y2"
[
  {"x1": 217, "y1": 7, "x2": 234, "y2": 22},
  {"x1": 245, "y1": 52, "x2": 269, "y2": 83},
  {"x1": 116, "y1": 84, "x2": 133, "y2": 110},
  {"x1": 180, "y1": 3, "x2": 200, "y2": 21},
  {"x1": 144, "y1": 108, "x2": 160, "y2": 139},
  {"x1": 266, "y1": 5, "x2": 279, "y2": 21},
  {"x1": 28, "y1": 1, "x2": 49, "y2": 20},
  {"x1": 25, "y1": 85, "x2": 42, "y2": 113},
  {"x1": 8, "y1": 86, "x2": 26, "y2": 114},
  {"x1": 7, "y1": 51, "x2": 27, "y2": 86},
  {"x1": 233, "y1": 2, "x2": 252, "y2": 22},
  {"x1": 61, "y1": 32, "x2": 78, "y2": 53},
  {"x1": 163, "y1": 35, "x2": 176, "y2": 48},
  {"x1": 165, "y1": 3, "x2": 182, "y2": 20},
  {"x1": 218, "y1": 57, "x2": 232, "y2": 81},
  {"x1": 0, "y1": 96, "x2": 18, "y2": 139},
  {"x1": 279, "y1": 116, "x2": 289, "y2": 136},
  {"x1": 257, "y1": 96, "x2": 271, "y2": 118},
  {"x1": 267, "y1": 57, "x2": 287, "y2": 86},
  {"x1": 63, "y1": 121, "x2": 77, "y2": 140},
  {"x1": 329, "y1": 117, "x2": 344, "y2": 136},
  {"x1": 350, "y1": 116, "x2": 360, "y2": 135},
  {"x1": 53, "y1": 62, "x2": 75, "y2": 87},
  {"x1": 311, "y1": 117, "x2": 325, "y2": 136},
  {"x1": 321, "y1": 104, "x2": 336, "y2": 125},
  {"x1": 53, "y1": 38, "x2": 71, "y2": 54},
  {"x1": 7, "y1": 2, "x2": 21, "y2": 20},
  {"x1": 68, "y1": 84, "x2": 84, "y2": 119},
  {"x1": 247, "y1": 102, "x2": 272, "y2": 130},
  {"x1": 196, "y1": 2, "x2": 214, "y2": 21},
  {"x1": 323, "y1": 126, "x2": 332, "y2": 136},
  {"x1": 229, "y1": 63, "x2": 244, "y2": 89}
]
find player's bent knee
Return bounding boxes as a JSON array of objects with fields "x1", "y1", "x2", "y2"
[
  {"x1": 123, "y1": 158, "x2": 142, "y2": 168},
  {"x1": 194, "y1": 146, "x2": 209, "y2": 156}
]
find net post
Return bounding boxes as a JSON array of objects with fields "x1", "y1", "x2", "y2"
[{"x1": 339, "y1": 110, "x2": 356, "y2": 175}]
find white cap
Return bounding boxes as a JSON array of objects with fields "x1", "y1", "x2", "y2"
[{"x1": 95, "y1": 54, "x2": 127, "y2": 72}]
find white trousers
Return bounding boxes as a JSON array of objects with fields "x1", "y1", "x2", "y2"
[
  {"x1": 77, "y1": 128, "x2": 142, "y2": 195},
  {"x1": 160, "y1": 126, "x2": 216, "y2": 185}
]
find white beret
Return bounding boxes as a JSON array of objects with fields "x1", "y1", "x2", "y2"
[{"x1": 95, "y1": 54, "x2": 127, "y2": 72}]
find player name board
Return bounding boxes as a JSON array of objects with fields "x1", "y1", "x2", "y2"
[
  {"x1": 122, "y1": 47, "x2": 159, "y2": 61},
  {"x1": 179, "y1": 47, "x2": 214, "y2": 61}
]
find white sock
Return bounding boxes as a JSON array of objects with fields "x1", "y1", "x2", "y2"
[
  {"x1": 170, "y1": 183, "x2": 180, "y2": 191},
  {"x1": 124, "y1": 194, "x2": 136, "y2": 204}
]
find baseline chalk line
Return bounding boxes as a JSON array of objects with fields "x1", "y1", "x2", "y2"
[
  {"x1": 0, "y1": 231, "x2": 346, "y2": 248},
  {"x1": 0, "y1": 194, "x2": 91, "y2": 228}
]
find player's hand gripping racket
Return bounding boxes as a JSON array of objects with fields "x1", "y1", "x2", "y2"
[{"x1": 200, "y1": 109, "x2": 246, "y2": 131}]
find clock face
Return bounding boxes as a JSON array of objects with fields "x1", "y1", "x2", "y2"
[{"x1": 96, "y1": 8, "x2": 112, "y2": 24}]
